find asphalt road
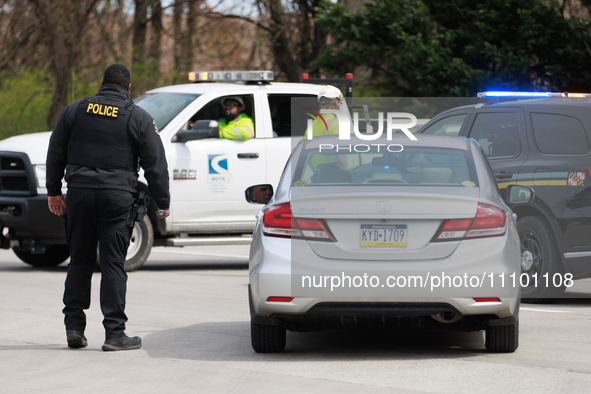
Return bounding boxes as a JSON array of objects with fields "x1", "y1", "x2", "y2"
[{"x1": 1, "y1": 245, "x2": 591, "y2": 394}]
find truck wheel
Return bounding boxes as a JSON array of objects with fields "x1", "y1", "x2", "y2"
[
  {"x1": 485, "y1": 320, "x2": 518, "y2": 353},
  {"x1": 13, "y1": 244, "x2": 70, "y2": 267},
  {"x1": 517, "y1": 216, "x2": 565, "y2": 303},
  {"x1": 124, "y1": 216, "x2": 154, "y2": 272}
]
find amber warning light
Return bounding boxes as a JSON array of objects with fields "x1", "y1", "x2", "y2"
[{"x1": 188, "y1": 71, "x2": 274, "y2": 82}]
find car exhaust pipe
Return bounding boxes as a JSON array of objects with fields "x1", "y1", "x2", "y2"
[{"x1": 431, "y1": 312, "x2": 462, "y2": 324}]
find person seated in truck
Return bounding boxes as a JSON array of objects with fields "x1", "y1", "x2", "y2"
[{"x1": 216, "y1": 97, "x2": 254, "y2": 140}]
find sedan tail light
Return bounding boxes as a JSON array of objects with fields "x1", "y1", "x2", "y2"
[
  {"x1": 432, "y1": 203, "x2": 507, "y2": 242},
  {"x1": 262, "y1": 202, "x2": 335, "y2": 241}
]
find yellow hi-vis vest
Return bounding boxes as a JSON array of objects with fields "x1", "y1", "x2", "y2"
[
  {"x1": 219, "y1": 113, "x2": 254, "y2": 140},
  {"x1": 305, "y1": 113, "x2": 339, "y2": 170},
  {"x1": 305, "y1": 113, "x2": 339, "y2": 139}
]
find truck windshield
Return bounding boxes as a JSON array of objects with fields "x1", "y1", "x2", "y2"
[{"x1": 134, "y1": 93, "x2": 200, "y2": 130}]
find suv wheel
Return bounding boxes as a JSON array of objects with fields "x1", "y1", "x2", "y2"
[
  {"x1": 13, "y1": 244, "x2": 70, "y2": 267},
  {"x1": 485, "y1": 320, "x2": 518, "y2": 353},
  {"x1": 517, "y1": 216, "x2": 565, "y2": 303},
  {"x1": 251, "y1": 320, "x2": 286, "y2": 353}
]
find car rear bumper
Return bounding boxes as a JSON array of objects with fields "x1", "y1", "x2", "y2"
[
  {"x1": 249, "y1": 285, "x2": 519, "y2": 331},
  {"x1": 249, "y1": 234, "x2": 521, "y2": 327}
]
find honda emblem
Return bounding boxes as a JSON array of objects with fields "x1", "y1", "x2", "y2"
[{"x1": 376, "y1": 201, "x2": 391, "y2": 213}]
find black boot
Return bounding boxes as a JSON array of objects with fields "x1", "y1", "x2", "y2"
[
  {"x1": 66, "y1": 330, "x2": 88, "y2": 348},
  {"x1": 102, "y1": 334, "x2": 142, "y2": 351}
]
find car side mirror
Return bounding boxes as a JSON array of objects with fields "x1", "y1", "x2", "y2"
[
  {"x1": 245, "y1": 184, "x2": 274, "y2": 204},
  {"x1": 506, "y1": 185, "x2": 534, "y2": 204},
  {"x1": 172, "y1": 120, "x2": 219, "y2": 142}
]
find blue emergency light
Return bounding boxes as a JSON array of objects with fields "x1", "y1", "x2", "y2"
[{"x1": 478, "y1": 91, "x2": 591, "y2": 98}]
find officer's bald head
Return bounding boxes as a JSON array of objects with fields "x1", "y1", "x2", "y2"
[{"x1": 103, "y1": 64, "x2": 131, "y2": 88}]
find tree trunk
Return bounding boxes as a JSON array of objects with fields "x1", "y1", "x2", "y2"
[
  {"x1": 148, "y1": 0, "x2": 163, "y2": 84},
  {"x1": 133, "y1": 0, "x2": 149, "y2": 65},
  {"x1": 297, "y1": 0, "x2": 312, "y2": 67},
  {"x1": 172, "y1": 0, "x2": 184, "y2": 83},
  {"x1": 150, "y1": 0, "x2": 163, "y2": 61},
  {"x1": 28, "y1": 0, "x2": 73, "y2": 128},
  {"x1": 184, "y1": 0, "x2": 199, "y2": 73},
  {"x1": 267, "y1": 0, "x2": 301, "y2": 81},
  {"x1": 132, "y1": 0, "x2": 150, "y2": 96}
]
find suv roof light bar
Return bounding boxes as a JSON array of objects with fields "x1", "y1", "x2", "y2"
[
  {"x1": 478, "y1": 91, "x2": 591, "y2": 98},
  {"x1": 188, "y1": 70, "x2": 274, "y2": 82}
]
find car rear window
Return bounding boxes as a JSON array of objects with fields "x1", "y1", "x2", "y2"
[
  {"x1": 293, "y1": 146, "x2": 479, "y2": 187},
  {"x1": 531, "y1": 113, "x2": 590, "y2": 154}
]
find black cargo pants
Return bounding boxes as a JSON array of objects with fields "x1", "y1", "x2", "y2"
[{"x1": 63, "y1": 188, "x2": 135, "y2": 339}]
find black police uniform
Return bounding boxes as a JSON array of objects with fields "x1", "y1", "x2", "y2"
[{"x1": 46, "y1": 83, "x2": 170, "y2": 340}]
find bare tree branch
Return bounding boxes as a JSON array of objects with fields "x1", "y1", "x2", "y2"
[{"x1": 204, "y1": 11, "x2": 274, "y2": 34}]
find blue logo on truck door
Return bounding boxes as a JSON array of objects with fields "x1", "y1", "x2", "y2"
[{"x1": 208, "y1": 154, "x2": 231, "y2": 183}]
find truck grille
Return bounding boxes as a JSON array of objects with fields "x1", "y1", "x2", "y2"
[
  {"x1": 2, "y1": 157, "x2": 26, "y2": 170},
  {"x1": 0, "y1": 152, "x2": 36, "y2": 196},
  {"x1": 4, "y1": 177, "x2": 30, "y2": 191}
]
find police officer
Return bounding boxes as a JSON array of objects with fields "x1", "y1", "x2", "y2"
[{"x1": 46, "y1": 64, "x2": 170, "y2": 351}]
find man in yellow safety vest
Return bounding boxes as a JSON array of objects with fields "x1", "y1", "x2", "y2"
[
  {"x1": 305, "y1": 88, "x2": 343, "y2": 139},
  {"x1": 218, "y1": 96, "x2": 254, "y2": 140},
  {"x1": 305, "y1": 88, "x2": 347, "y2": 172}
]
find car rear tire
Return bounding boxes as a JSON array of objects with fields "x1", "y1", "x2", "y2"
[
  {"x1": 485, "y1": 320, "x2": 518, "y2": 353},
  {"x1": 96, "y1": 217, "x2": 154, "y2": 272},
  {"x1": 517, "y1": 216, "x2": 565, "y2": 303},
  {"x1": 251, "y1": 320, "x2": 286, "y2": 353},
  {"x1": 13, "y1": 244, "x2": 70, "y2": 267}
]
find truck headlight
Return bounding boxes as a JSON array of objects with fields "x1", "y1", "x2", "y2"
[{"x1": 34, "y1": 165, "x2": 46, "y2": 189}]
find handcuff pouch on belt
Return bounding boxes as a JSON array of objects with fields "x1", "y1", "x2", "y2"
[{"x1": 126, "y1": 192, "x2": 151, "y2": 228}]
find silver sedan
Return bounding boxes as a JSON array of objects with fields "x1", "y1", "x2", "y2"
[{"x1": 246, "y1": 135, "x2": 533, "y2": 354}]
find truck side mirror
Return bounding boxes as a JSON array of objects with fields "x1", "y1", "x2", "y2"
[
  {"x1": 506, "y1": 185, "x2": 534, "y2": 204},
  {"x1": 172, "y1": 120, "x2": 219, "y2": 142},
  {"x1": 245, "y1": 184, "x2": 274, "y2": 204}
]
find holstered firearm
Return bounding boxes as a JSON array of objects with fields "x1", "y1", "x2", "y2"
[{"x1": 126, "y1": 191, "x2": 151, "y2": 227}]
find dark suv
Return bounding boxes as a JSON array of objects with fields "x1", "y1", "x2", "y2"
[{"x1": 419, "y1": 96, "x2": 591, "y2": 302}]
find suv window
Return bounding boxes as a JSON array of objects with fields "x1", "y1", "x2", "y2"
[
  {"x1": 469, "y1": 112, "x2": 520, "y2": 158},
  {"x1": 420, "y1": 114, "x2": 466, "y2": 136},
  {"x1": 531, "y1": 113, "x2": 589, "y2": 154}
]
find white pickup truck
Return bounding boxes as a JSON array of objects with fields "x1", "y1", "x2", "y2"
[{"x1": 0, "y1": 71, "x2": 344, "y2": 270}]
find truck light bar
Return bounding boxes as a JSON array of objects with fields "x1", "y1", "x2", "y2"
[
  {"x1": 478, "y1": 91, "x2": 591, "y2": 98},
  {"x1": 188, "y1": 70, "x2": 274, "y2": 82},
  {"x1": 301, "y1": 73, "x2": 354, "y2": 98}
]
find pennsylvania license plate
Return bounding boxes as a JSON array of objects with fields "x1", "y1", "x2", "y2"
[{"x1": 360, "y1": 224, "x2": 408, "y2": 247}]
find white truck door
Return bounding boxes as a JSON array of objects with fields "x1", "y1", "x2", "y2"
[{"x1": 169, "y1": 93, "x2": 266, "y2": 234}]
